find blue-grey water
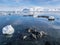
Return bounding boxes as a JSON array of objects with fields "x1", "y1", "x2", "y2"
[{"x1": 0, "y1": 14, "x2": 60, "y2": 45}]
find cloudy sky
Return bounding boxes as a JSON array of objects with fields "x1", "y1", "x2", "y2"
[{"x1": 0, "y1": 0, "x2": 60, "y2": 7}]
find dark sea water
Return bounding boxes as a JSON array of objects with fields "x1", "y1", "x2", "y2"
[{"x1": 0, "y1": 14, "x2": 60, "y2": 45}]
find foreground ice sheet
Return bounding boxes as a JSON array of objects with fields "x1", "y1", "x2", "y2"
[{"x1": 2, "y1": 25, "x2": 14, "y2": 35}]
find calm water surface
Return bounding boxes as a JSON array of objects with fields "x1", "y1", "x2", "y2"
[{"x1": 0, "y1": 14, "x2": 60, "y2": 45}]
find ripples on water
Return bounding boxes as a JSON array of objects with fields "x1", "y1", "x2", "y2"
[{"x1": 0, "y1": 14, "x2": 60, "y2": 45}]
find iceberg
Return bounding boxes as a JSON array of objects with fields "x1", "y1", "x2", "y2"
[{"x1": 2, "y1": 25, "x2": 14, "y2": 35}]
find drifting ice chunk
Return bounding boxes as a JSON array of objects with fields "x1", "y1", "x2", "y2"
[
  {"x1": 48, "y1": 16, "x2": 55, "y2": 20},
  {"x1": 2, "y1": 25, "x2": 14, "y2": 35}
]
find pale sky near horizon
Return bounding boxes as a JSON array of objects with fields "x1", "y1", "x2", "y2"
[{"x1": 0, "y1": 0, "x2": 60, "y2": 7}]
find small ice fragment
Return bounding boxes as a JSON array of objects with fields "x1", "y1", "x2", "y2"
[
  {"x1": 23, "y1": 35, "x2": 27, "y2": 40},
  {"x1": 40, "y1": 31, "x2": 47, "y2": 37}
]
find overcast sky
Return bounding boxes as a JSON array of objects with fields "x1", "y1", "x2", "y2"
[{"x1": 0, "y1": 0, "x2": 60, "y2": 7}]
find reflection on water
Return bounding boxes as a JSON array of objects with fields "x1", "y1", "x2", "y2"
[
  {"x1": 4, "y1": 35, "x2": 13, "y2": 38},
  {"x1": 0, "y1": 14, "x2": 60, "y2": 45}
]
